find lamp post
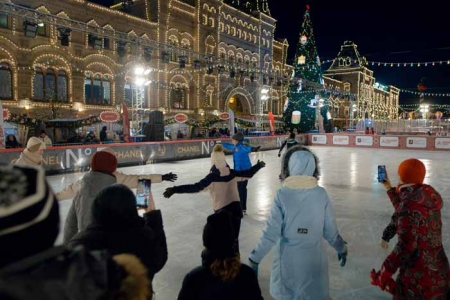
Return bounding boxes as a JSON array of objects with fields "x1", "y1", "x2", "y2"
[
  {"x1": 131, "y1": 66, "x2": 151, "y2": 135},
  {"x1": 259, "y1": 87, "x2": 269, "y2": 129},
  {"x1": 419, "y1": 103, "x2": 429, "y2": 131}
]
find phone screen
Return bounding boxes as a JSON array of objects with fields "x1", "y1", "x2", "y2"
[
  {"x1": 136, "y1": 179, "x2": 151, "y2": 208},
  {"x1": 378, "y1": 165, "x2": 387, "y2": 182}
]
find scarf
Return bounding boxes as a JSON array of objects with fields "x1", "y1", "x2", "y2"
[
  {"x1": 18, "y1": 149, "x2": 43, "y2": 166},
  {"x1": 282, "y1": 175, "x2": 318, "y2": 189}
]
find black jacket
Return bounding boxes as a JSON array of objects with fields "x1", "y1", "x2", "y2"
[
  {"x1": 178, "y1": 250, "x2": 263, "y2": 300},
  {"x1": 69, "y1": 210, "x2": 168, "y2": 278}
]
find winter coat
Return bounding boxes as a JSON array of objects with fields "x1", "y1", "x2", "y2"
[
  {"x1": 56, "y1": 172, "x2": 162, "y2": 200},
  {"x1": 383, "y1": 184, "x2": 450, "y2": 299},
  {"x1": 178, "y1": 249, "x2": 263, "y2": 300},
  {"x1": 0, "y1": 246, "x2": 150, "y2": 300},
  {"x1": 171, "y1": 163, "x2": 263, "y2": 212},
  {"x1": 250, "y1": 150, "x2": 347, "y2": 300},
  {"x1": 63, "y1": 171, "x2": 117, "y2": 244},
  {"x1": 69, "y1": 209, "x2": 168, "y2": 279},
  {"x1": 221, "y1": 141, "x2": 252, "y2": 171}
]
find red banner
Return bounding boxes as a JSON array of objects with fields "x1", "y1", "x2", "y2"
[
  {"x1": 122, "y1": 103, "x2": 131, "y2": 143},
  {"x1": 268, "y1": 112, "x2": 275, "y2": 136}
]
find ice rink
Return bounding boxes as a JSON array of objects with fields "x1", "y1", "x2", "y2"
[{"x1": 47, "y1": 146, "x2": 450, "y2": 300}]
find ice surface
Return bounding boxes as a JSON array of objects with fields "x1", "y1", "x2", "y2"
[{"x1": 47, "y1": 147, "x2": 450, "y2": 300}]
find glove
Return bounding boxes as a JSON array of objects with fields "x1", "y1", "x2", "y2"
[
  {"x1": 163, "y1": 187, "x2": 175, "y2": 198},
  {"x1": 162, "y1": 172, "x2": 178, "y2": 182},
  {"x1": 338, "y1": 250, "x2": 347, "y2": 267},
  {"x1": 380, "y1": 239, "x2": 389, "y2": 250},
  {"x1": 257, "y1": 160, "x2": 266, "y2": 168},
  {"x1": 248, "y1": 258, "x2": 259, "y2": 277},
  {"x1": 252, "y1": 146, "x2": 261, "y2": 152},
  {"x1": 278, "y1": 153, "x2": 281, "y2": 157}
]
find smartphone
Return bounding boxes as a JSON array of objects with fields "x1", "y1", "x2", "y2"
[
  {"x1": 136, "y1": 179, "x2": 151, "y2": 208},
  {"x1": 378, "y1": 165, "x2": 387, "y2": 183}
]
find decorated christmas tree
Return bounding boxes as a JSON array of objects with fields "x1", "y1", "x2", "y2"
[{"x1": 283, "y1": 5, "x2": 329, "y2": 133}]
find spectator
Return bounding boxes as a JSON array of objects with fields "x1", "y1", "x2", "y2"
[
  {"x1": 100, "y1": 126, "x2": 108, "y2": 142},
  {"x1": 39, "y1": 130, "x2": 52, "y2": 146},
  {"x1": 85, "y1": 132, "x2": 100, "y2": 144},
  {"x1": 178, "y1": 211, "x2": 263, "y2": 300},
  {"x1": 249, "y1": 146, "x2": 348, "y2": 300},
  {"x1": 177, "y1": 130, "x2": 184, "y2": 139},
  {"x1": 5, "y1": 134, "x2": 20, "y2": 149},
  {"x1": 278, "y1": 132, "x2": 298, "y2": 157},
  {"x1": 0, "y1": 164, "x2": 151, "y2": 300},
  {"x1": 69, "y1": 184, "x2": 168, "y2": 297},
  {"x1": 63, "y1": 151, "x2": 119, "y2": 243},
  {"x1": 13, "y1": 137, "x2": 46, "y2": 167},
  {"x1": 56, "y1": 148, "x2": 177, "y2": 201}
]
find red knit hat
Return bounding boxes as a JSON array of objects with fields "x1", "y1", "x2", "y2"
[
  {"x1": 91, "y1": 151, "x2": 117, "y2": 174},
  {"x1": 398, "y1": 158, "x2": 426, "y2": 184}
]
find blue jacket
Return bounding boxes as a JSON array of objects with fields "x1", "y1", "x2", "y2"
[
  {"x1": 250, "y1": 151, "x2": 346, "y2": 300},
  {"x1": 221, "y1": 141, "x2": 252, "y2": 171}
]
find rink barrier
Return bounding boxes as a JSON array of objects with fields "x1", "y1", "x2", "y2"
[
  {"x1": 0, "y1": 135, "x2": 307, "y2": 175},
  {"x1": 308, "y1": 134, "x2": 450, "y2": 151}
]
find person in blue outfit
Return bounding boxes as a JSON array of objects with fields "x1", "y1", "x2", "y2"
[
  {"x1": 221, "y1": 132, "x2": 253, "y2": 215},
  {"x1": 248, "y1": 146, "x2": 348, "y2": 300}
]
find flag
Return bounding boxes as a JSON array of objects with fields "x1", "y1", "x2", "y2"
[
  {"x1": 268, "y1": 112, "x2": 275, "y2": 136},
  {"x1": 0, "y1": 101, "x2": 5, "y2": 149},
  {"x1": 122, "y1": 103, "x2": 131, "y2": 143},
  {"x1": 228, "y1": 109, "x2": 235, "y2": 137}
]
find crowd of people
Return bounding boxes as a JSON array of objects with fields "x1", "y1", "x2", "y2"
[{"x1": 0, "y1": 131, "x2": 449, "y2": 300}]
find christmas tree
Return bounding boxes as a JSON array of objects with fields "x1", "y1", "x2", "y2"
[{"x1": 283, "y1": 5, "x2": 329, "y2": 133}]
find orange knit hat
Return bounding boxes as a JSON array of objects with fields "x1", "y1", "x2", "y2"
[
  {"x1": 90, "y1": 151, "x2": 117, "y2": 174},
  {"x1": 398, "y1": 158, "x2": 426, "y2": 184}
]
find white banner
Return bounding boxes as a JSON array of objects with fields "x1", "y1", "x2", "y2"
[
  {"x1": 355, "y1": 136, "x2": 373, "y2": 146},
  {"x1": 228, "y1": 109, "x2": 235, "y2": 137},
  {"x1": 332, "y1": 135, "x2": 349, "y2": 145},
  {"x1": 435, "y1": 138, "x2": 450, "y2": 149},
  {"x1": 380, "y1": 137, "x2": 399, "y2": 147},
  {"x1": 406, "y1": 137, "x2": 427, "y2": 148},
  {"x1": 0, "y1": 101, "x2": 5, "y2": 149},
  {"x1": 312, "y1": 135, "x2": 327, "y2": 145}
]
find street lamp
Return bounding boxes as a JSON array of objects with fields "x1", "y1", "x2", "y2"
[{"x1": 419, "y1": 104, "x2": 429, "y2": 119}]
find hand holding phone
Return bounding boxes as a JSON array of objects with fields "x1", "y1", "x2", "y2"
[
  {"x1": 136, "y1": 179, "x2": 151, "y2": 208},
  {"x1": 377, "y1": 165, "x2": 387, "y2": 183}
]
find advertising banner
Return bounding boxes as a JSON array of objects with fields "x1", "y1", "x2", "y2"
[
  {"x1": 406, "y1": 137, "x2": 427, "y2": 148},
  {"x1": 380, "y1": 137, "x2": 399, "y2": 147},
  {"x1": 332, "y1": 135, "x2": 349, "y2": 145},
  {"x1": 312, "y1": 135, "x2": 327, "y2": 145},
  {"x1": 228, "y1": 109, "x2": 235, "y2": 136},
  {"x1": 268, "y1": 112, "x2": 275, "y2": 135},
  {"x1": 355, "y1": 136, "x2": 373, "y2": 146},
  {"x1": 435, "y1": 138, "x2": 450, "y2": 149}
]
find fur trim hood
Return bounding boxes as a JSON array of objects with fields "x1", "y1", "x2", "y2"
[{"x1": 280, "y1": 146, "x2": 320, "y2": 181}]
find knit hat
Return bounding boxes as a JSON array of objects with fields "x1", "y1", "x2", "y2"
[
  {"x1": 231, "y1": 132, "x2": 244, "y2": 142},
  {"x1": 211, "y1": 144, "x2": 226, "y2": 164},
  {"x1": 398, "y1": 158, "x2": 426, "y2": 184},
  {"x1": 91, "y1": 151, "x2": 118, "y2": 174},
  {"x1": 203, "y1": 211, "x2": 235, "y2": 256},
  {"x1": 26, "y1": 137, "x2": 46, "y2": 153},
  {"x1": 0, "y1": 164, "x2": 59, "y2": 266}
]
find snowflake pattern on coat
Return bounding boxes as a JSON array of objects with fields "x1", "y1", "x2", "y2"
[{"x1": 383, "y1": 185, "x2": 450, "y2": 300}]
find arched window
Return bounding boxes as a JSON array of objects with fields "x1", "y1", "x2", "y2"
[
  {"x1": 0, "y1": 13, "x2": 8, "y2": 28},
  {"x1": 0, "y1": 62, "x2": 12, "y2": 99},
  {"x1": 170, "y1": 87, "x2": 185, "y2": 109},
  {"x1": 84, "y1": 72, "x2": 111, "y2": 105},
  {"x1": 33, "y1": 67, "x2": 68, "y2": 101}
]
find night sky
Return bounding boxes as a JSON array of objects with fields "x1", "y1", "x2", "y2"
[{"x1": 93, "y1": 0, "x2": 450, "y2": 104}]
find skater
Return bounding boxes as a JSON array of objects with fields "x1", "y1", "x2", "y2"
[
  {"x1": 221, "y1": 132, "x2": 254, "y2": 215},
  {"x1": 277, "y1": 132, "x2": 298, "y2": 157},
  {"x1": 163, "y1": 144, "x2": 265, "y2": 252},
  {"x1": 371, "y1": 158, "x2": 450, "y2": 299},
  {"x1": 13, "y1": 137, "x2": 46, "y2": 167},
  {"x1": 248, "y1": 146, "x2": 348, "y2": 300},
  {"x1": 178, "y1": 211, "x2": 263, "y2": 300}
]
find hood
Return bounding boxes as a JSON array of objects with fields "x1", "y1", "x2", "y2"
[
  {"x1": 91, "y1": 184, "x2": 144, "y2": 229},
  {"x1": 281, "y1": 146, "x2": 319, "y2": 180}
]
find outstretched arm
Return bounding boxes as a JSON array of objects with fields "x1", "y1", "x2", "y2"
[
  {"x1": 234, "y1": 160, "x2": 266, "y2": 179},
  {"x1": 164, "y1": 174, "x2": 215, "y2": 198},
  {"x1": 56, "y1": 180, "x2": 82, "y2": 201},
  {"x1": 278, "y1": 140, "x2": 287, "y2": 155}
]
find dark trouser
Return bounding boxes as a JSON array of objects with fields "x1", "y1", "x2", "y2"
[
  {"x1": 237, "y1": 180, "x2": 248, "y2": 211},
  {"x1": 217, "y1": 201, "x2": 242, "y2": 253}
]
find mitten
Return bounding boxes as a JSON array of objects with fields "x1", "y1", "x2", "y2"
[{"x1": 163, "y1": 187, "x2": 175, "y2": 198}]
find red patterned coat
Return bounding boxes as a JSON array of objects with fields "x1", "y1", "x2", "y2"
[{"x1": 384, "y1": 184, "x2": 450, "y2": 299}]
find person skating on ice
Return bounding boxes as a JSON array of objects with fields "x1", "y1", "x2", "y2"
[
  {"x1": 163, "y1": 144, "x2": 265, "y2": 252},
  {"x1": 277, "y1": 132, "x2": 298, "y2": 157}
]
